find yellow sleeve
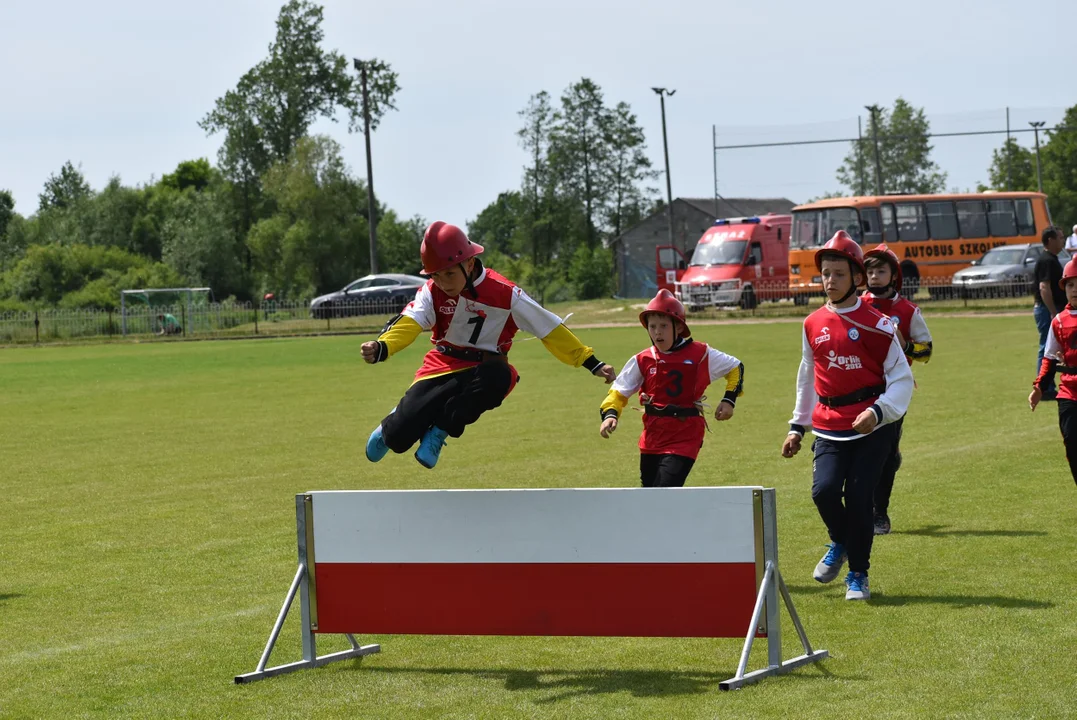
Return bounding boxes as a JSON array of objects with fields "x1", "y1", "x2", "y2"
[
  {"x1": 600, "y1": 389, "x2": 630, "y2": 419},
  {"x1": 907, "y1": 341, "x2": 932, "y2": 364},
  {"x1": 724, "y1": 363, "x2": 744, "y2": 395},
  {"x1": 539, "y1": 324, "x2": 596, "y2": 368},
  {"x1": 377, "y1": 315, "x2": 423, "y2": 358}
]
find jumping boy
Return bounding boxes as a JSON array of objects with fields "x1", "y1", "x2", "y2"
[
  {"x1": 1029, "y1": 256, "x2": 1077, "y2": 486},
  {"x1": 362, "y1": 221, "x2": 616, "y2": 469},
  {"x1": 598, "y1": 289, "x2": 744, "y2": 487},
  {"x1": 862, "y1": 244, "x2": 933, "y2": 534},
  {"x1": 781, "y1": 231, "x2": 913, "y2": 601}
]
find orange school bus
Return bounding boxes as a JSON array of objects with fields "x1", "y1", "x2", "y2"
[{"x1": 787, "y1": 192, "x2": 1053, "y2": 301}]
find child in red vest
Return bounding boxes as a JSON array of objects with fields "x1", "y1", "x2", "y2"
[
  {"x1": 361, "y1": 221, "x2": 616, "y2": 469},
  {"x1": 862, "y1": 244, "x2": 934, "y2": 535},
  {"x1": 781, "y1": 231, "x2": 913, "y2": 600},
  {"x1": 599, "y1": 289, "x2": 744, "y2": 487},
  {"x1": 1029, "y1": 256, "x2": 1077, "y2": 486}
]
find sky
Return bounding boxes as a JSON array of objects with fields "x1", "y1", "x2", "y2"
[{"x1": 1, "y1": 0, "x2": 1073, "y2": 225}]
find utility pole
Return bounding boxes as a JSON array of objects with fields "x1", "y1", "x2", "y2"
[
  {"x1": 653, "y1": 88, "x2": 676, "y2": 250},
  {"x1": 1030, "y1": 121, "x2": 1046, "y2": 193},
  {"x1": 865, "y1": 105, "x2": 884, "y2": 196},
  {"x1": 355, "y1": 58, "x2": 379, "y2": 274}
]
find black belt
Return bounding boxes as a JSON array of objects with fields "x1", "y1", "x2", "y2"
[
  {"x1": 818, "y1": 384, "x2": 886, "y2": 408},
  {"x1": 1058, "y1": 365, "x2": 1077, "y2": 375},
  {"x1": 644, "y1": 404, "x2": 700, "y2": 419},
  {"x1": 435, "y1": 344, "x2": 506, "y2": 363}
]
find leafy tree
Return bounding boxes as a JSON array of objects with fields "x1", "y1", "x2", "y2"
[
  {"x1": 978, "y1": 138, "x2": 1037, "y2": 192},
  {"x1": 247, "y1": 135, "x2": 369, "y2": 297},
  {"x1": 162, "y1": 159, "x2": 215, "y2": 192},
  {"x1": 601, "y1": 101, "x2": 657, "y2": 238},
  {"x1": 1041, "y1": 104, "x2": 1077, "y2": 228},
  {"x1": 550, "y1": 79, "x2": 609, "y2": 250},
  {"x1": 39, "y1": 161, "x2": 92, "y2": 212},
  {"x1": 837, "y1": 98, "x2": 947, "y2": 195},
  {"x1": 568, "y1": 245, "x2": 613, "y2": 300},
  {"x1": 161, "y1": 183, "x2": 245, "y2": 297},
  {"x1": 374, "y1": 211, "x2": 425, "y2": 275}
]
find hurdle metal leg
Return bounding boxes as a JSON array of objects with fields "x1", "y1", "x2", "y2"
[
  {"x1": 720, "y1": 489, "x2": 828, "y2": 691},
  {"x1": 234, "y1": 563, "x2": 380, "y2": 684}
]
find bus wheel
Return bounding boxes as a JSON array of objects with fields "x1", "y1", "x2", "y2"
[
  {"x1": 900, "y1": 263, "x2": 920, "y2": 297},
  {"x1": 740, "y1": 287, "x2": 758, "y2": 310}
]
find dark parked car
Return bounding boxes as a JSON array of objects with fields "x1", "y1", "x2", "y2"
[
  {"x1": 951, "y1": 244, "x2": 1071, "y2": 298},
  {"x1": 310, "y1": 274, "x2": 426, "y2": 319}
]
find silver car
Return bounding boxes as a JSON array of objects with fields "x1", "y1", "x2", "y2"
[{"x1": 951, "y1": 244, "x2": 1070, "y2": 298}]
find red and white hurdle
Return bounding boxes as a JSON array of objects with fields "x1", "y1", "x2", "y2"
[{"x1": 235, "y1": 487, "x2": 828, "y2": 690}]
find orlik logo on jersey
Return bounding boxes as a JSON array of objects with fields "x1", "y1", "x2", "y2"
[
  {"x1": 826, "y1": 350, "x2": 863, "y2": 371},
  {"x1": 439, "y1": 298, "x2": 457, "y2": 314},
  {"x1": 813, "y1": 326, "x2": 831, "y2": 346}
]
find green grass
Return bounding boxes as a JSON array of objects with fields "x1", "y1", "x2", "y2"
[{"x1": 1, "y1": 317, "x2": 1074, "y2": 719}]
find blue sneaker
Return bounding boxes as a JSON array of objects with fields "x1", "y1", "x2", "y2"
[
  {"x1": 365, "y1": 424, "x2": 389, "y2": 463},
  {"x1": 414, "y1": 426, "x2": 449, "y2": 469},
  {"x1": 813, "y1": 542, "x2": 847, "y2": 583},
  {"x1": 845, "y1": 571, "x2": 870, "y2": 600}
]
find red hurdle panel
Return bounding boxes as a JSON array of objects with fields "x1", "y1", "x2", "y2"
[{"x1": 307, "y1": 487, "x2": 765, "y2": 639}]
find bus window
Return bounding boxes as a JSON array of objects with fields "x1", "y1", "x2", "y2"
[
  {"x1": 986, "y1": 200, "x2": 1017, "y2": 237},
  {"x1": 956, "y1": 200, "x2": 988, "y2": 238},
  {"x1": 881, "y1": 204, "x2": 896, "y2": 242},
  {"x1": 1014, "y1": 199, "x2": 1036, "y2": 236},
  {"x1": 792, "y1": 211, "x2": 819, "y2": 249},
  {"x1": 926, "y1": 201, "x2": 959, "y2": 240},
  {"x1": 861, "y1": 208, "x2": 882, "y2": 245},
  {"x1": 895, "y1": 203, "x2": 929, "y2": 241}
]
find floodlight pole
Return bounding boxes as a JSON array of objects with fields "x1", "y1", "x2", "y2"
[{"x1": 1030, "y1": 121, "x2": 1045, "y2": 193}]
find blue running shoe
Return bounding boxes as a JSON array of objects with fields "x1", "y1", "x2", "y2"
[
  {"x1": 414, "y1": 426, "x2": 449, "y2": 469},
  {"x1": 365, "y1": 424, "x2": 389, "y2": 463},
  {"x1": 845, "y1": 571, "x2": 870, "y2": 600},
  {"x1": 813, "y1": 542, "x2": 847, "y2": 583}
]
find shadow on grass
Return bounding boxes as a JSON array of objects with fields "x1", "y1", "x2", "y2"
[
  {"x1": 868, "y1": 593, "x2": 1052, "y2": 609},
  {"x1": 895, "y1": 525, "x2": 1047, "y2": 538},
  {"x1": 0, "y1": 593, "x2": 23, "y2": 603},
  {"x1": 360, "y1": 664, "x2": 852, "y2": 702}
]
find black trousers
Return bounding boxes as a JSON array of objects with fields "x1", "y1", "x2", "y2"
[
  {"x1": 873, "y1": 415, "x2": 905, "y2": 516},
  {"x1": 1058, "y1": 399, "x2": 1077, "y2": 486},
  {"x1": 811, "y1": 424, "x2": 896, "y2": 574},
  {"x1": 380, "y1": 362, "x2": 514, "y2": 454},
  {"x1": 640, "y1": 453, "x2": 695, "y2": 488}
]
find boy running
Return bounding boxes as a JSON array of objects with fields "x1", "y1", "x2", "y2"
[
  {"x1": 781, "y1": 231, "x2": 913, "y2": 600},
  {"x1": 598, "y1": 289, "x2": 744, "y2": 487},
  {"x1": 862, "y1": 244, "x2": 933, "y2": 534}
]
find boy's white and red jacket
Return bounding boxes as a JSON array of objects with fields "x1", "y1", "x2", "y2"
[
  {"x1": 1036, "y1": 306, "x2": 1077, "y2": 401},
  {"x1": 600, "y1": 338, "x2": 744, "y2": 459},
  {"x1": 789, "y1": 299, "x2": 914, "y2": 441},
  {"x1": 370, "y1": 267, "x2": 606, "y2": 382},
  {"x1": 862, "y1": 291, "x2": 933, "y2": 364}
]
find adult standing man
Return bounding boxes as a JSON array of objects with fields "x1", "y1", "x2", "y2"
[
  {"x1": 1034, "y1": 227, "x2": 1066, "y2": 400},
  {"x1": 1065, "y1": 224, "x2": 1077, "y2": 252}
]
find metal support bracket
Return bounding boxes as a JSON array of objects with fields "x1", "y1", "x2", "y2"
[{"x1": 234, "y1": 563, "x2": 380, "y2": 684}]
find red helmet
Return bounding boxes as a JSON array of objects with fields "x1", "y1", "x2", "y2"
[
  {"x1": 1061, "y1": 257, "x2": 1077, "y2": 289},
  {"x1": 864, "y1": 243, "x2": 903, "y2": 292},
  {"x1": 815, "y1": 230, "x2": 866, "y2": 276},
  {"x1": 639, "y1": 289, "x2": 690, "y2": 338},
  {"x1": 420, "y1": 221, "x2": 484, "y2": 275}
]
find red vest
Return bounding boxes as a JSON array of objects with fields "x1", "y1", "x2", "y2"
[
  {"x1": 803, "y1": 303, "x2": 895, "y2": 433},
  {"x1": 864, "y1": 292, "x2": 918, "y2": 361},
  {"x1": 415, "y1": 270, "x2": 521, "y2": 380},
  {"x1": 635, "y1": 340, "x2": 711, "y2": 459},
  {"x1": 1051, "y1": 309, "x2": 1077, "y2": 402}
]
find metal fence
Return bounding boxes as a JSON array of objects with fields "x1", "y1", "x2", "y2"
[{"x1": 0, "y1": 297, "x2": 402, "y2": 346}]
